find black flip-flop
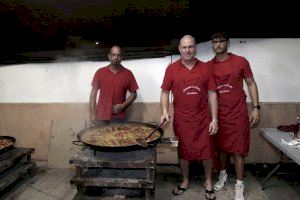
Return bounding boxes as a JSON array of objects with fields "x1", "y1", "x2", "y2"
[
  {"x1": 205, "y1": 189, "x2": 216, "y2": 200},
  {"x1": 172, "y1": 185, "x2": 189, "y2": 195}
]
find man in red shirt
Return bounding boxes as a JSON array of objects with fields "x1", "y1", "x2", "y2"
[
  {"x1": 89, "y1": 45, "x2": 139, "y2": 125},
  {"x1": 208, "y1": 32, "x2": 260, "y2": 200},
  {"x1": 160, "y1": 35, "x2": 218, "y2": 200}
]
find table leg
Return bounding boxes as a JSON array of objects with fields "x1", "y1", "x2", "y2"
[
  {"x1": 261, "y1": 163, "x2": 281, "y2": 190},
  {"x1": 261, "y1": 152, "x2": 283, "y2": 190}
]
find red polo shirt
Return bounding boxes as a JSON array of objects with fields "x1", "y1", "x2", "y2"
[{"x1": 91, "y1": 66, "x2": 139, "y2": 120}]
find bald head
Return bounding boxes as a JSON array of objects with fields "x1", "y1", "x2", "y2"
[
  {"x1": 179, "y1": 35, "x2": 196, "y2": 47},
  {"x1": 108, "y1": 45, "x2": 122, "y2": 66},
  {"x1": 178, "y1": 35, "x2": 197, "y2": 61},
  {"x1": 110, "y1": 45, "x2": 122, "y2": 54}
]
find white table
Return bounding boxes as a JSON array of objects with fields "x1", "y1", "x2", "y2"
[{"x1": 259, "y1": 128, "x2": 300, "y2": 189}]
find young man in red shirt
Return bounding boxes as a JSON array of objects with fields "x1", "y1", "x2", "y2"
[
  {"x1": 89, "y1": 45, "x2": 139, "y2": 125},
  {"x1": 160, "y1": 35, "x2": 218, "y2": 200},
  {"x1": 208, "y1": 32, "x2": 260, "y2": 200}
]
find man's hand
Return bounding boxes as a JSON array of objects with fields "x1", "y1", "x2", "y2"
[
  {"x1": 250, "y1": 109, "x2": 260, "y2": 127},
  {"x1": 112, "y1": 104, "x2": 125, "y2": 114},
  {"x1": 209, "y1": 120, "x2": 218, "y2": 135},
  {"x1": 160, "y1": 111, "x2": 170, "y2": 124}
]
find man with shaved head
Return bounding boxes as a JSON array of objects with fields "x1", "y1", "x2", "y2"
[
  {"x1": 160, "y1": 35, "x2": 218, "y2": 199},
  {"x1": 89, "y1": 45, "x2": 139, "y2": 125}
]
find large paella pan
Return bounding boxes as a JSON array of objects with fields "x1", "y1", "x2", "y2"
[{"x1": 74, "y1": 121, "x2": 164, "y2": 151}]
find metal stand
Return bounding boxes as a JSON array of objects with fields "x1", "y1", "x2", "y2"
[
  {"x1": 70, "y1": 147, "x2": 157, "y2": 199},
  {"x1": 261, "y1": 151, "x2": 283, "y2": 190}
]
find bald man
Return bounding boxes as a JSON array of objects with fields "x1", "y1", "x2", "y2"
[
  {"x1": 160, "y1": 35, "x2": 218, "y2": 199},
  {"x1": 89, "y1": 45, "x2": 139, "y2": 125}
]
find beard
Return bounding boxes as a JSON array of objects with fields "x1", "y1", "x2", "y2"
[
  {"x1": 215, "y1": 47, "x2": 227, "y2": 54},
  {"x1": 111, "y1": 60, "x2": 121, "y2": 66}
]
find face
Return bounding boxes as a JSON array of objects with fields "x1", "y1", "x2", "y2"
[
  {"x1": 108, "y1": 46, "x2": 122, "y2": 65},
  {"x1": 211, "y1": 37, "x2": 229, "y2": 54},
  {"x1": 178, "y1": 37, "x2": 197, "y2": 61}
]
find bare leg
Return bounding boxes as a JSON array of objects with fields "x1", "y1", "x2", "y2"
[
  {"x1": 219, "y1": 151, "x2": 229, "y2": 170},
  {"x1": 233, "y1": 153, "x2": 244, "y2": 180},
  {"x1": 172, "y1": 158, "x2": 190, "y2": 194},
  {"x1": 179, "y1": 159, "x2": 190, "y2": 188},
  {"x1": 203, "y1": 159, "x2": 217, "y2": 199},
  {"x1": 203, "y1": 159, "x2": 213, "y2": 190},
  {"x1": 214, "y1": 152, "x2": 230, "y2": 191}
]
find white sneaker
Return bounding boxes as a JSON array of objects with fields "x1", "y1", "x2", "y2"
[
  {"x1": 234, "y1": 183, "x2": 245, "y2": 200},
  {"x1": 214, "y1": 173, "x2": 228, "y2": 191}
]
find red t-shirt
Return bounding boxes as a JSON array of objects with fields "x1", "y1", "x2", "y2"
[{"x1": 91, "y1": 66, "x2": 139, "y2": 120}]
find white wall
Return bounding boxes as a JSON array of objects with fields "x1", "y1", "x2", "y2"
[{"x1": 0, "y1": 38, "x2": 300, "y2": 103}]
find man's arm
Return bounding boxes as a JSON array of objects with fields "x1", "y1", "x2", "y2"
[
  {"x1": 245, "y1": 77, "x2": 260, "y2": 127},
  {"x1": 208, "y1": 90, "x2": 218, "y2": 135},
  {"x1": 160, "y1": 90, "x2": 170, "y2": 123},
  {"x1": 112, "y1": 91, "x2": 137, "y2": 114},
  {"x1": 89, "y1": 86, "x2": 98, "y2": 123}
]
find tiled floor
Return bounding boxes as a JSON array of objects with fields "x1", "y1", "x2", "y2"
[{"x1": 1, "y1": 163, "x2": 299, "y2": 200}]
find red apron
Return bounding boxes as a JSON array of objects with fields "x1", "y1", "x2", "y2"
[
  {"x1": 172, "y1": 66, "x2": 215, "y2": 161},
  {"x1": 213, "y1": 60, "x2": 250, "y2": 155}
]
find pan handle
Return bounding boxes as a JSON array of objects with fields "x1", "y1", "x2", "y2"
[
  {"x1": 143, "y1": 119, "x2": 167, "y2": 142},
  {"x1": 72, "y1": 140, "x2": 85, "y2": 146}
]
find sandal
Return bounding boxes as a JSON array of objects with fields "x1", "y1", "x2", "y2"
[
  {"x1": 205, "y1": 189, "x2": 216, "y2": 200},
  {"x1": 172, "y1": 185, "x2": 189, "y2": 195}
]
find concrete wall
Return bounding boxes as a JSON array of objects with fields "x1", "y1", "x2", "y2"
[{"x1": 1, "y1": 39, "x2": 300, "y2": 103}]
